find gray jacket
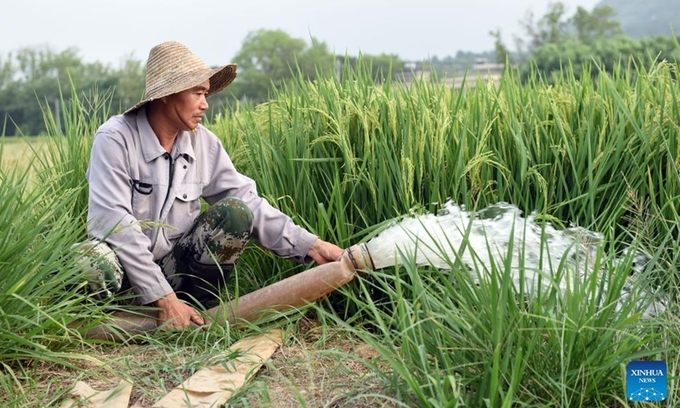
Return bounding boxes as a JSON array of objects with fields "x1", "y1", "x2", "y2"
[{"x1": 86, "y1": 108, "x2": 318, "y2": 304}]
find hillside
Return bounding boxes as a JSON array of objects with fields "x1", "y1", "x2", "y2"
[{"x1": 596, "y1": 0, "x2": 679, "y2": 38}]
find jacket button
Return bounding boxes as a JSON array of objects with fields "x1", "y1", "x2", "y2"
[{"x1": 183, "y1": 194, "x2": 187, "y2": 199}]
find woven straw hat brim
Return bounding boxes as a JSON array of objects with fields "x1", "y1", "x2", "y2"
[{"x1": 123, "y1": 64, "x2": 236, "y2": 114}]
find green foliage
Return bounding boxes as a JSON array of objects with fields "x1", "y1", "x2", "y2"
[
  {"x1": 490, "y1": 29, "x2": 511, "y2": 65},
  {"x1": 522, "y1": 2, "x2": 623, "y2": 50},
  {"x1": 0, "y1": 37, "x2": 401, "y2": 144},
  {"x1": 215, "y1": 57, "x2": 680, "y2": 247},
  {"x1": 341, "y1": 53, "x2": 406, "y2": 83},
  {"x1": 0, "y1": 165, "x2": 100, "y2": 363},
  {"x1": 524, "y1": 36, "x2": 680, "y2": 83},
  {"x1": 320, "y1": 237, "x2": 668, "y2": 407},
  {"x1": 226, "y1": 29, "x2": 336, "y2": 104},
  {"x1": 32, "y1": 80, "x2": 113, "y2": 231},
  {"x1": 223, "y1": 29, "x2": 406, "y2": 107},
  {"x1": 210, "y1": 60, "x2": 680, "y2": 404},
  {"x1": 0, "y1": 86, "x2": 122, "y2": 395},
  {"x1": 518, "y1": 1, "x2": 571, "y2": 52},
  {"x1": 0, "y1": 45, "x2": 143, "y2": 136},
  {"x1": 511, "y1": 1, "x2": 679, "y2": 82},
  {"x1": 573, "y1": 5, "x2": 623, "y2": 43}
]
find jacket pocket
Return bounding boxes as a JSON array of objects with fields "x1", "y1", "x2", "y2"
[
  {"x1": 166, "y1": 183, "x2": 203, "y2": 241},
  {"x1": 131, "y1": 180, "x2": 158, "y2": 221}
]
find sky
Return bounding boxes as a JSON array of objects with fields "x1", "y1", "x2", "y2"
[{"x1": 1, "y1": 0, "x2": 603, "y2": 67}]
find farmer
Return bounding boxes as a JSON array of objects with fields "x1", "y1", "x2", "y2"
[{"x1": 83, "y1": 40, "x2": 344, "y2": 329}]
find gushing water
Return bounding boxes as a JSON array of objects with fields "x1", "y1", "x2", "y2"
[{"x1": 364, "y1": 201, "x2": 665, "y2": 317}]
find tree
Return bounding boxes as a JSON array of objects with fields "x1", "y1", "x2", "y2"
[
  {"x1": 523, "y1": 39, "x2": 593, "y2": 83},
  {"x1": 638, "y1": 36, "x2": 680, "y2": 63},
  {"x1": 489, "y1": 29, "x2": 511, "y2": 65},
  {"x1": 0, "y1": 54, "x2": 12, "y2": 92},
  {"x1": 297, "y1": 38, "x2": 335, "y2": 79},
  {"x1": 523, "y1": 34, "x2": 680, "y2": 84},
  {"x1": 2, "y1": 46, "x2": 83, "y2": 135},
  {"x1": 571, "y1": 5, "x2": 623, "y2": 43},
  {"x1": 0, "y1": 45, "x2": 145, "y2": 136},
  {"x1": 110, "y1": 56, "x2": 145, "y2": 113},
  {"x1": 229, "y1": 29, "x2": 334, "y2": 104},
  {"x1": 512, "y1": 1, "x2": 667, "y2": 83},
  {"x1": 517, "y1": 2, "x2": 569, "y2": 53}
]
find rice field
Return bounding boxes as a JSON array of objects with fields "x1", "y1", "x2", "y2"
[
  {"x1": 1, "y1": 60, "x2": 679, "y2": 407},
  {"x1": 0, "y1": 136, "x2": 48, "y2": 173}
]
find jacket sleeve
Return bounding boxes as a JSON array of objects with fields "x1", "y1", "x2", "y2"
[
  {"x1": 86, "y1": 130, "x2": 174, "y2": 305},
  {"x1": 200, "y1": 136, "x2": 318, "y2": 263}
]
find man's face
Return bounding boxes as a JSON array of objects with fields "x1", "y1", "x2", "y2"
[{"x1": 167, "y1": 79, "x2": 210, "y2": 131}]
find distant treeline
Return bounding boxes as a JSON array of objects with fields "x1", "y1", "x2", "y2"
[
  {"x1": 1, "y1": 1, "x2": 679, "y2": 136},
  {"x1": 0, "y1": 31, "x2": 408, "y2": 136}
]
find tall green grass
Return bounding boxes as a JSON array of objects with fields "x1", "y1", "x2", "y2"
[
  {"x1": 214, "y1": 60, "x2": 680, "y2": 245},
  {"x1": 314, "y1": 226, "x2": 673, "y2": 407},
  {"x1": 0, "y1": 165, "x2": 106, "y2": 404},
  {"x1": 1, "y1": 56, "x2": 679, "y2": 406},
  {"x1": 0, "y1": 85, "x2": 126, "y2": 405},
  {"x1": 212, "y1": 59, "x2": 680, "y2": 406}
]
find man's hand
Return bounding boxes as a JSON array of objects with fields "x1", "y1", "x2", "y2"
[
  {"x1": 307, "y1": 239, "x2": 344, "y2": 264},
  {"x1": 155, "y1": 292, "x2": 205, "y2": 330}
]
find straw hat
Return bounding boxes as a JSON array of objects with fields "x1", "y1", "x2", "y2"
[{"x1": 124, "y1": 41, "x2": 237, "y2": 114}]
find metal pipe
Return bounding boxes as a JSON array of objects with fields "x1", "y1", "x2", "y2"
[{"x1": 82, "y1": 244, "x2": 374, "y2": 341}]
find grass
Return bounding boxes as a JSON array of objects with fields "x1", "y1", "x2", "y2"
[
  {"x1": 0, "y1": 136, "x2": 49, "y2": 175},
  {"x1": 0, "y1": 318, "x2": 391, "y2": 407},
  {"x1": 1, "y1": 58, "x2": 679, "y2": 407}
]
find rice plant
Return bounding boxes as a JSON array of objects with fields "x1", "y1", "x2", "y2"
[{"x1": 211, "y1": 57, "x2": 680, "y2": 406}]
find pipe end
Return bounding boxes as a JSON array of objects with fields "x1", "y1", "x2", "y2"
[{"x1": 345, "y1": 243, "x2": 375, "y2": 270}]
